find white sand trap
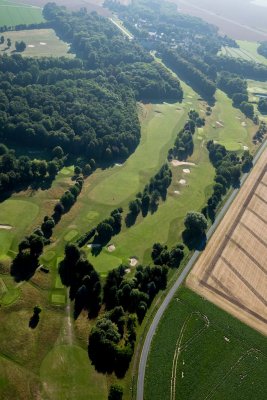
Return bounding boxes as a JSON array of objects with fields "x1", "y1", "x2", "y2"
[
  {"x1": 174, "y1": 190, "x2": 180, "y2": 195},
  {"x1": 125, "y1": 268, "x2": 131, "y2": 274},
  {"x1": 224, "y1": 336, "x2": 230, "y2": 342},
  {"x1": 216, "y1": 121, "x2": 224, "y2": 127},
  {"x1": 241, "y1": 122, "x2": 247, "y2": 127},
  {"x1": 28, "y1": 44, "x2": 35, "y2": 48},
  {"x1": 107, "y1": 244, "x2": 116, "y2": 252},
  {"x1": 87, "y1": 243, "x2": 101, "y2": 249},
  {"x1": 183, "y1": 169, "x2": 191, "y2": 174},
  {"x1": 179, "y1": 179, "x2": 187, "y2": 185},
  {"x1": 236, "y1": 116, "x2": 241, "y2": 120},
  {"x1": 115, "y1": 163, "x2": 123, "y2": 167},
  {"x1": 243, "y1": 145, "x2": 249, "y2": 150},
  {"x1": 40, "y1": 42, "x2": 47, "y2": 45},
  {"x1": 0, "y1": 224, "x2": 12, "y2": 230},
  {"x1": 171, "y1": 160, "x2": 196, "y2": 167},
  {"x1": 129, "y1": 257, "x2": 138, "y2": 267}
]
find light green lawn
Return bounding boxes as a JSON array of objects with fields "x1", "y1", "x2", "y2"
[
  {"x1": 219, "y1": 41, "x2": 267, "y2": 66},
  {"x1": 205, "y1": 90, "x2": 255, "y2": 151},
  {"x1": 0, "y1": 199, "x2": 39, "y2": 256},
  {"x1": 40, "y1": 345, "x2": 108, "y2": 400},
  {"x1": 0, "y1": 0, "x2": 44, "y2": 27},
  {"x1": 237, "y1": 40, "x2": 267, "y2": 66},
  {"x1": 0, "y1": 29, "x2": 73, "y2": 58}
]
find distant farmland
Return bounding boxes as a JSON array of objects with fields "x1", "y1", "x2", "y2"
[
  {"x1": 0, "y1": 0, "x2": 44, "y2": 27},
  {"x1": 170, "y1": 0, "x2": 267, "y2": 41},
  {"x1": 187, "y1": 148, "x2": 267, "y2": 335}
]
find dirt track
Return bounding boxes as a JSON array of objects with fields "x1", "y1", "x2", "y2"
[{"x1": 187, "y1": 149, "x2": 267, "y2": 335}]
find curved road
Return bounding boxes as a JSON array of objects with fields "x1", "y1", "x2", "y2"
[{"x1": 137, "y1": 140, "x2": 267, "y2": 400}]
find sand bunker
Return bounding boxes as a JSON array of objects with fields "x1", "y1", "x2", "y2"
[
  {"x1": 87, "y1": 244, "x2": 101, "y2": 249},
  {"x1": 216, "y1": 121, "x2": 224, "y2": 127},
  {"x1": 174, "y1": 190, "x2": 180, "y2": 195},
  {"x1": 129, "y1": 257, "x2": 138, "y2": 267},
  {"x1": 28, "y1": 45, "x2": 35, "y2": 48},
  {"x1": 243, "y1": 145, "x2": 249, "y2": 150},
  {"x1": 107, "y1": 244, "x2": 116, "y2": 252},
  {"x1": 241, "y1": 122, "x2": 247, "y2": 127},
  {"x1": 115, "y1": 163, "x2": 123, "y2": 167},
  {"x1": 179, "y1": 179, "x2": 187, "y2": 185},
  {"x1": 40, "y1": 42, "x2": 47, "y2": 45},
  {"x1": 183, "y1": 169, "x2": 191, "y2": 174},
  {"x1": 125, "y1": 268, "x2": 131, "y2": 274},
  {"x1": 171, "y1": 160, "x2": 196, "y2": 167},
  {"x1": 0, "y1": 224, "x2": 12, "y2": 230}
]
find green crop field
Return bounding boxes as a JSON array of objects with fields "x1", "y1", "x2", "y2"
[
  {"x1": 0, "y1": 28, "x2": 73, "y2": 57},
  {"x1": 145, "y1": 287, "x2": 267, "y2": 400},
  {"x1": 0, "y1": 0, "x2": 44, "y2": 27}
]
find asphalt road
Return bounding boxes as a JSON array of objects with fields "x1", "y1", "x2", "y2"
[{"x1": 136, "y1": 140, "x2": 267, "y2": 400}]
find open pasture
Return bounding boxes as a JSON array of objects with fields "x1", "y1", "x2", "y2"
[
  {"x1": 187, "y1": 148, "x2": 267, "y2": 335},
  {"x1": 0, "y1": 28, "x2": 73, "y2": 57},
  {"x1": 0, "y1": 0, "x2": 44, "y2": 27},
  {"x1": 145, "y1": 287, "x2": 267, "y2": 400}
]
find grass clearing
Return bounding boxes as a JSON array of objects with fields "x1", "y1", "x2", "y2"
[
  {"x1": 145, "y1": 287, "x2": 267, "y2": 400},
  {"x1": 0, "y1": 28, "x2": 73, "y2": 58},
  {"x1": 0, "y1": 0, "x2": 44, "y2": 27}
]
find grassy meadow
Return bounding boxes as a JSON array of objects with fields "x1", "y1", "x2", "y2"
[
  {"x1": 0, "y1": 28, "x2": 73, "y2": 57},
  {"x1": 145, "y1": 287, "x2": 267, "y2": 400},
  {"x1": 0, "y1": 0, "x2": 44, "y2": 27}
]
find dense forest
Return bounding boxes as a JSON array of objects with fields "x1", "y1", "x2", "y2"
[
  {"x1": 105, "y1": 0, "x2": 267, "y2": 109},
  {"x1": 0, "y1": 2, "x2": 183, "y2": 188},
  {"x1": 105, "y1": 0, "x2": 234, "y2": 101}
]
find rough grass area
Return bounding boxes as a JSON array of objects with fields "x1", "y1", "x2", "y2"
[
  {"x1": 0, "y1": 0, "x2": 44, "y2": 27},
  {"x1": 40, "y1": 345, "x2": 108, "y2": 400},
  {"x1": 0, "y1": 29, "x2": 73, "y2": 58},
  {"x1": 145, "y1": 287, "x2": 267, "y2": 400}
]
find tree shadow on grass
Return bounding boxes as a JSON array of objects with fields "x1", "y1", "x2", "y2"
[{"x1": 182, "y1": 229, "x2": 207, "y2": 251}]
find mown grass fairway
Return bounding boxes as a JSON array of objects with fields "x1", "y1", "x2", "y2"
[
  {"x1": 145, "y1": 287, "x2": 267, "y2": 400},
  {"x1": 0, "y1": 29, "x2": 73, "y2": 57},
  {"x1": 219, "y1": 40, "x2": 267, "y2": 66},
  {"x1": 205, "y1": 90, "x2": 256, "y2": 151},
  {"x1": 0, "y1": 0, "x2": 44, "y2": 27}
]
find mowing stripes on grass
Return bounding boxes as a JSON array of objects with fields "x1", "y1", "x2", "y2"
[{"x1": 51, "y1": 293, "x2": 66, "y2": 305}]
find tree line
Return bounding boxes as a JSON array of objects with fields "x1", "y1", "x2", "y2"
[
  {"x1": 168, "y1": 110, "x2": 205, "y2": 161},
  {"x1": 202, "y1": 141, "x2": 253, "y2": 222}
]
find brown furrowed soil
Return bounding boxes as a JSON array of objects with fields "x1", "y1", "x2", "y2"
[{"x1": 187, "y1": 148, "x2": 267, "y2": 335}]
